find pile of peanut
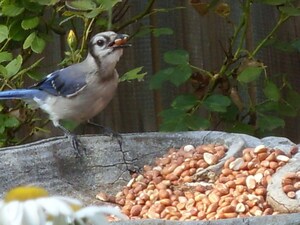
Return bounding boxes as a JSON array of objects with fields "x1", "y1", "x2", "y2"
[
  {"x1": 101, "y1": 144, "x2": 298, "y2": 220},
  {"x1": 282, "y1": 172, "x2": 300, "y2": 199}
]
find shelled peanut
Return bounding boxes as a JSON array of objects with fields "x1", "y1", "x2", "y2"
[
  {"x1": 211, "y1": 145, "x2": 292, "y2": 219},
  {"x1": 114, "y1": 144, "x2": 227, "y2": 219},
  {"x1": 282, "y1": 171, "x2": 300, "y2": 199},
  {"x1": 110, "y1": 144, "x2": 297, "y2": 221}
]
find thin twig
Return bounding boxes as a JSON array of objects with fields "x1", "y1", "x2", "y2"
[
  {"x1": 115, "y1": 0, "x2": 156, "y2": 31},
  {"x1": 250, "y1": 14, "x2": 289, "y2": 58}
]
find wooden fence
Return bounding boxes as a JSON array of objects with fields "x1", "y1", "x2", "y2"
[{"x1": 33, "y1": 1, "x2": 300, "y2": 143}]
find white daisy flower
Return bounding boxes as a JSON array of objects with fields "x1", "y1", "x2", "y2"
[
  {"x1": 0, "y1": 186, "x2": 81, "y2": 225},
  {"x1": 0, "y1": 186, "x2": 126, "y2": 225}
]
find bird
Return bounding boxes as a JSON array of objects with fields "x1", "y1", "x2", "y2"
[{"x1": 0, "y1": 31, "x2": 130, "y2": 156}]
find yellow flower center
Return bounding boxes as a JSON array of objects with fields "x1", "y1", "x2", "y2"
[{"x1": 5, "y1": 186, "x2": 49, "y2": 202}]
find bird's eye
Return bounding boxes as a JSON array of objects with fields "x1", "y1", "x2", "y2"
[{"x1": 96, "y1": 39, "x2": 105, "y2": 47}]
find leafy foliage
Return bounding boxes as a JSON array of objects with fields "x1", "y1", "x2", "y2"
[
  {"x1": 151, "y1": 1, "x2": 300, "y2": 136},
  {"x1": 0, "y1": 0, "x2": 161, "y2": 147},
  {"x1": 119, "y1": 67, "x2": 147, "y2": 82},
  {"x1": 150, "y1": 49, "x2": 192, "y2": 88}
]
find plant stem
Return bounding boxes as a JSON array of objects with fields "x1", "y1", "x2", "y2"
[
  {"x1": 115, "y1": 0, "x2": 156, "y2": 31},
  {"x1": 218, "y1": 1, "x2": 251, "y2": 78},
  {"x1": 233, "y1": 0, "x2": 251, "y2": 59},
  {"x1": 16, "y1": 119, "x2": 50, "y2": 145},
  {"x1": 79, "y1": 18, "x2": 95, "y2": 58},
  {"x1": 0, "y1": 38, "x2": 10, "y2": 52},
  {"x1": 250, "y1": 14, "x2": 289, "y2": 58},
  {"x1": 189, "y1": 64, "x2": 213, "y2": 78}
]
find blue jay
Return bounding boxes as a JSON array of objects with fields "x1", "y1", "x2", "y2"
[{"x1": 0, "y1": 31, "x2": 130, "y2": 155}]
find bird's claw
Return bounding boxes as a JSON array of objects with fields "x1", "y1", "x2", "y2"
[{"x1": 69, "y1": 134, "x2": 86, "y2": 157}]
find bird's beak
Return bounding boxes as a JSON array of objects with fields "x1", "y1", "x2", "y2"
[{"x1": 110, "y1": 34, "x2": 131, "y2": 49}]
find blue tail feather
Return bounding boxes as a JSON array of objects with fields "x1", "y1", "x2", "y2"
[{"x1": 0, "y1": 89, "x2": 45, "y2": 100}]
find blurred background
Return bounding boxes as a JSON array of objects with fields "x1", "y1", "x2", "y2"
[{"x1": 87, "y1": 1, "x2": 300, "y2": 142}]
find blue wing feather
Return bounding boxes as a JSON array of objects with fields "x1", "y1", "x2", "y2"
[{"x1": 31, "y1": 65, "x2": 87, "y2": 97}]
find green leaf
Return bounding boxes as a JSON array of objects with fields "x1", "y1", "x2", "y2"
[
  {"x1": 32, "y1": 0, "x2": 60, "y2": 5},
  {"x1": 160, "y1": 108, "x2": 210, "y2": 131},
  {"x1": 229, "y1": 122, "x2": 255, "y2": 135},
  {"x1": 264, "y1": 81, "x2": 280, "y2": 101},
  {"x1": 258, "y1": 114, "x2": 285, "y2": 131},
  {"x1": 203, "y1": 94, "x2": 231, "y2": 112},
  {"x1": 18, "y1": 57, "x2": 44, "y2": 77},
  {"x1": 85, "y1": 7, "x2": 104, "y2": 18},
  {"x1": 150, "y1": 67, "x2": 175, "y2": 89},
  {"x1": 0, "y1": 65, "x2": 8, "y2": 78},
  {"x1": 22, "y1": 1, "x2": 44, "y2": 13},
  {"x1": 98, "y1": 0, "x2": 121, "y2": 10},
  {"x1": 0, "y1": 52, "x2": 13, "y2": 63},
  {"x1": 184, "y1": 114, "x2": 210, "y2": 130},
  {"x1": 278, "y1": 103, "x2": 297, "y2": 117},
  {"x1": 23, "y1": 32, "x2": 36, "y2": 49},
  {"x1": 160, "y1": 108, "x2": 186, "y2": 120},
  {"x1": 170, "y1": 64, "x2": 192, "y2": 86},
  {"x1": 0, "y1": 114, "x2": 19, "y2": 130},
  {"x1": 279, "y1": 6, "x2": 300, "y2": 16},
  {"x1": 119, "y1": 67, "x2": 147, "y2": 82},
  {"x1": 5, "y1": 55, "x2": 23, "y2": 78},
  {"x1": 4, "y1": 116, "x2": 19, "y2": 128},
  {"x1": 164, "y1": 49, "x2": 189, "y2": 65},
  {"x1": 171, "y1": 94, "x2": 199, "y2": 110},
  {"x1": 27, "y1": 71, "x2": 44, "y2": 81},
  {"x1": 0, "y1": 25, "x2": 9, "y2": 43},
  {"x1": 285, "y1": 89, "x2": 300, "y2": 110},
  {"x1": 152, "y1": 27, "x2": 173, "y2": 37},
  {"x1": 2, "y1": 5, "x2": 25, "y2": 17},
  {"x1": 257, "y1": 101, "x2": 279, "y2": 113},
  {"x1": 66, "y1": 0, "x2": 97, "y2": 10},
  {"x1": 159, "y1": 108, "x2": 188, "y2": 131},
  {"x1": 21, "y1": 17, "x2": 40, "y2": 30},
  {"x1": 134, "y1": 26, "x2": 152, "y2": 38},
  {"x1": 31, "y1": 35, "x2": 46, "y2": 53},
  {"x1": 9, "y1": 20, "x2": 29, "y2": 41},
  {"x1": 96, "y1": 17, "x2": 109, "y2": 28},
  {"x1": 220, "y1": 104, "x2": 239, "y2": 122},
  {"x1": 259, "y1": 91, "x2": 299, "y2": 119},
  {"x1": 238, "y1": 66, "x2": 263, "y2": 83},
  {"x1": 26, "y1": 70, "x2": 44, "y2": 81},
  {"x1": 0, "y1": 125, "x2": 5, "y2": 134}
]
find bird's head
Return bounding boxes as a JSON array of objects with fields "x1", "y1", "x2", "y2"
[{"x1": 88, "y1": 31, "x2": 130, "y2": 68}]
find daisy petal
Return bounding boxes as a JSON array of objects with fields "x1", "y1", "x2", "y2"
[
  {"x1": 51, "y1": 214, "x2": 70, "y2": 225},
  {"x1": 37, "y1": 198, "x2": 73, "y2": 216},
  {"x1": 83, "y1": 213, "x2": 108, "y2": 225},
  {"x1": 0, "y1": 201, "x2": 23, "y2": 225},
  {"x1": 76, "y1": 206, "x2": 125, "y2": 219},
  {"x1": 53, "y1": 196, "x2": 81, "y2": 206},
  {"x1": 22, "y1": 200, "x2": 45, "y2": 225}
]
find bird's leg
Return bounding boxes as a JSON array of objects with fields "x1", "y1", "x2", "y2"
[
  {"x1": 87, "y1": 121, "x2": 137, "y2": 172},
  {"x1": 87, "y1": 120, "x2": 123, "y2": 150},
  {"x1": 57, "y1": 124, "x2": 86, "y2": 157}
]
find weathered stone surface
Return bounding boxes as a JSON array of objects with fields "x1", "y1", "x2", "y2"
[
  {"x1": 0, "y1": 131, "x2": 246, "y2": 203},
  {"x1": 0, "y1": 131, "x2": 299, "y2": 224},
  {"x1": 113, "y1": 213, "x2": 300, "y2": 225},
  {"x1": 267, "y1": 156, "x2": 300, "y2": 213}
]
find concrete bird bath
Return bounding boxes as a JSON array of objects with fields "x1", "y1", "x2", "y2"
[{"x1": 0, "y1": 131, "x2": 299, "y2": 224}]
